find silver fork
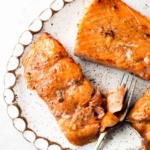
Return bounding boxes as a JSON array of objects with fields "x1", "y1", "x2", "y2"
[{"x1": 93, "y1": 74, "x2": 137, "y2": 150}]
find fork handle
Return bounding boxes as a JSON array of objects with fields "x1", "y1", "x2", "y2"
[{"x1": 93, "y1": 131, "x2": 107, "y2": 150}]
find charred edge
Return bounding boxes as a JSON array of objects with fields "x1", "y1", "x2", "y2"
[
  {"x1": 145, "y1": 34, "x2": 150, "y2": 38},
  {"x1": 75, "y1": 78, "x2": 84, "y2": 86},
  {"x1": 113, "y1": 5, "x2": 118, "y2": 9},
  {"x1": 105, "y1": 30, "x2": 115, "y2": 39},
  {"x1": 58, "y1": 97, "x2": 64, "y2": 103},
  {"x1": 97, "y1": 0, "x2": 100, "y2": 2}
]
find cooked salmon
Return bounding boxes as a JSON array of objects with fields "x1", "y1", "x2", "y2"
[
  {"x1": 23, "y1": 32, "x2": 106, "y2": 145},
  {"x1": 74, "y1": 0, "x2": 150, "y2": 80},
  {"x1": 100, "y1": 112, "x2": 119, "y2": 132},
  {"x1": 106, "y1": 84, "x2": 125, "y2": 113},
  {"x1": 128, "y1": 88, "x2": 150, "y2": 147},
  {"x1": 23, "y1": 33, "x2": 125, "y2": 145}
]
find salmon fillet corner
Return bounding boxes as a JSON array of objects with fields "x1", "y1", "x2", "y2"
[{"x1": 74, "y1": 0, "x2": 150, "y2": 80}]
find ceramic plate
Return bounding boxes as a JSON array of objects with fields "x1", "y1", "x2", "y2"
[{"x1": 3, "y1": 0, "x2": 150, "y2": 149}]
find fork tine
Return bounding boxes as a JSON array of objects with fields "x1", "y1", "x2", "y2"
[
  {"x1": 126, "y1": 77, "x2": 137, "y2": 108},
  {"x1": 120, "y1": 76, "x2": 137, "y2": 121},
  {"x1": 120, "y1": 73, "x2": 125, "y2": 85},
  {"x1": 120, "y1": 74, "x2": 129, "y2": 99},
  {"x1": 120, "y1": 73, "x2": 129, "y2": 87}
]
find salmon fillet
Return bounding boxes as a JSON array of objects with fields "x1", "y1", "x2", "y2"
[
  {"x1": 23, "y1": 33, "x2": 125, "y2": 145},
  {"x1": 23, "y1": 33, "x2": 105, "y2": 145},
  {"x1": 128, "y1": 88, "x2": 150, "y2": 147},
  {"x1": 74, "y1": 0, "x2": 150, "y2": 80},
  {"x1": 106, "y1": 84, "x2": 125, "y2": 113}
]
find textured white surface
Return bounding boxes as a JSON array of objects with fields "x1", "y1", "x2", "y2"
[{"x1": 1, "y1": 0, "x2": 150, "y2": 150}]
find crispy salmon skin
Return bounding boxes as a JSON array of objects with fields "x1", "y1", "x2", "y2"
[{"x1": 74, "y1": 0, "x2": 150, "y2": 80}]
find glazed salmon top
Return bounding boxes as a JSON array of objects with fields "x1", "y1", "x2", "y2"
[{"x1": 74, "y1": 0, "x2": 150, "y2": 80}]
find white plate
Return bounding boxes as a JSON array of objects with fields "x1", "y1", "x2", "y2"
[{"x1": 3, "y1": 0, "x2": 150, "y2": 149}]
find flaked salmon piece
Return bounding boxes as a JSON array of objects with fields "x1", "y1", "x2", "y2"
[
  {"x1": 128, "y1": 88, "x2": 150, "y2": 147},
  {"x1": 74, "y1": 0, "x2": 150, "y2": 80},
  {"x1": 106, "y1": 84, "x2": 125, "y2": 113},
  {"x1": 94, "y1": 107, "x2": 105, "y2": 119},
  {"x1": 23, "y1": 32, "x2": 105, "y2": 145},
  {"x1": 100, "y1": 112, "x2": 119, "y2": 132}
]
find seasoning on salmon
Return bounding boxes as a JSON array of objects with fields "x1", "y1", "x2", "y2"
[
  {"x1": 128, "y1": 88, "x2": 150, "y2": 147},
  {"x1": 74, "y1": 0, "x2": 150, "y2": 80}
]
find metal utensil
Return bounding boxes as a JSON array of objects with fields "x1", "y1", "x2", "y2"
[{"x1": 94, "y1": 74, "x2": 137, "y2": 150}]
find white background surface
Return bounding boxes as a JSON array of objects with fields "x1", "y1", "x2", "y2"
[{"x1": 0, "y1": 0, "x2": 53, "y2": 149}]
